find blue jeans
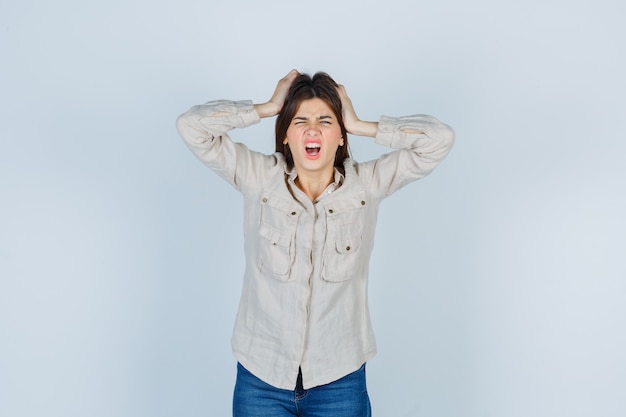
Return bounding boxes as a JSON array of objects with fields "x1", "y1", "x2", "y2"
[{"x1": 233, "y1": 363, "x2": 372, "y2": 417}]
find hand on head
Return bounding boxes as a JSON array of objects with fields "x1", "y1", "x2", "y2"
[
  {"x1": 255, "y1": 70, "x2": 300, "y2": 118},
  {"x1": 336, "y1": 84, "x2": 359, "y2": 134}
]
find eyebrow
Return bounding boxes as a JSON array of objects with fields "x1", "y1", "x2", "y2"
[{"x1": 293, "y1": 115, "x2": 334, "y2": 121}]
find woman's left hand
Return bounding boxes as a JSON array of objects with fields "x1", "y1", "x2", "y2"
[{"x1": 337, "y1": 84, "x2": 378, "y2": 138}]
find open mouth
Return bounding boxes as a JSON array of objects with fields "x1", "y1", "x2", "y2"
[{"x1": 305, "y1": 141, "x2": 321, "y2": 159}]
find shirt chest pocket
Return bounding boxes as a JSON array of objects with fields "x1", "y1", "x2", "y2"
[
  {"x1": 321, "y1": 192, "x2": 367, "y2": 283},
  {"x1": 257, "y1": 193, "x2": 302, "y2": 282}
]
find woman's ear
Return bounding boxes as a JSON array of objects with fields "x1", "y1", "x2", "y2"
[{"x1": 283, "y1": 137, "x2": 289, "y2": 145}]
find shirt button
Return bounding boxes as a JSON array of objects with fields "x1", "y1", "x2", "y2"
[
  {"x1": 262, "y1": 198, "x2": 268, "y2": 203},
  {"x1": 361, "y1": 200, "x2": 366, "y2": 206},
  {"x1": 328, "y1": 209, "x2": 334, "y2": 214},
  {"x1": 291, "y1": 211, "x2": 297, "y2": 216},
  {"x1": 346, "y1": 246, "x2": 351, "y2": 251}
]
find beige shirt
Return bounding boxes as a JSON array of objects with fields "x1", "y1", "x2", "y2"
[{"x1": 176, "y1": 99, "x2": 454, "y2": 389}]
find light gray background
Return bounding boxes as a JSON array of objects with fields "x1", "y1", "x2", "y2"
[{"x1": 1, "y1": 1, "x2": 624, "y2": 416}]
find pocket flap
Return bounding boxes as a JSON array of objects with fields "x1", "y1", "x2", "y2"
[
  {"x1": 259, "y1": 224, "x2": 291, "y2": 247},
  {"x1": 334, "y1": 235, "x2": 361, "y2": 254}
]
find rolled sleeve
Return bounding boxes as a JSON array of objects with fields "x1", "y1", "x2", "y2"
[
  {"x1": 177, "y1": 100, "x2": 260, "y2": 145},
  {"x1": 375, "y1": 114, "x2": 455, "y2": 150}
]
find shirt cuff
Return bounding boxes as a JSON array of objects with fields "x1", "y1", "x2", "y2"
[
  {"x1": 236, "y1": 100, "x2": 261, "y2": 127},
  {"x1": 374, "y1": 115, "x2": 399, "y2": 148}
]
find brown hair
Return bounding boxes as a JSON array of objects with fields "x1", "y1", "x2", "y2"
[{"x1": 275, "y1": 72, "x2": 350, "y2": 170}]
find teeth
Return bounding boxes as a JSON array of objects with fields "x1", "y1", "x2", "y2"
[{"x1": 305, "y1": 143, "x2": 321, "y2": 149}]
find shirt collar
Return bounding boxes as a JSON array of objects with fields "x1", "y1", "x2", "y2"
[{"x1": 284, "y1": 165, "x2": 345, "y2": 193}]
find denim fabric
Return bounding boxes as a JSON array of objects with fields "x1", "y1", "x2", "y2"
[{"x1": 233, "y1": 362, "x2": 372, "y2": 417}]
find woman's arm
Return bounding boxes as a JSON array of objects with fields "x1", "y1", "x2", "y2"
[
  {"x1": 337, "y1": 84, "x2": 455, "y2": 197},
  {"x1": 176, "y1": 70, "x2": 300, "y2": 192},
  {"x1": 176, "y1": 99, "x2": 263, "y2": 192}
]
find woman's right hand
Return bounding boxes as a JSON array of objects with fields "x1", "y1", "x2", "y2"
[{"x1": 254, "y1": 70, "x2": 300, "y2": 118}]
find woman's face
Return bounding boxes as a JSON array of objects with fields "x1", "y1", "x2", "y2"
[{"x1": 284, "y1": 98, "x2": 344, "y2": 177}]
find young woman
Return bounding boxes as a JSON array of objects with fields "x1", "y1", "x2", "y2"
[{"x1": 176, "y1": 70, "x2": 455, "y2": 416}]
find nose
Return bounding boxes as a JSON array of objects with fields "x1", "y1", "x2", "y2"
[{"x1": 305, "y1": 124, "x2": 320, "y2": 136}]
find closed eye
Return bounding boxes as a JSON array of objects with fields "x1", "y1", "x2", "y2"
[
  {"x1": 292, "y1": 116, "x2": 334, "y2": 125},
  {"x1": 293, "y1": 117, "x2": 307, "y2": 125}
]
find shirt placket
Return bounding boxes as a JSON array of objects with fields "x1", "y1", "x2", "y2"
[{"x1": 286, "y1": 174, "x2": 341, "y2": 386}]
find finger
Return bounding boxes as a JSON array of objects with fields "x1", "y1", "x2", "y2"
[
  {"x1": 276, "y1": 70, "x2": 299, "y2": 94},
  {"x1": 336, "y1": 85, "x2": 351, "y2": 105},
  {"x1": 283, "y1": 69, "x2": 300, "y2": 82}
]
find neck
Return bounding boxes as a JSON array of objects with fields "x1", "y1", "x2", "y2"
[{"x1": 294, "y1": 168, "x2": 335, "y2": 201}]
